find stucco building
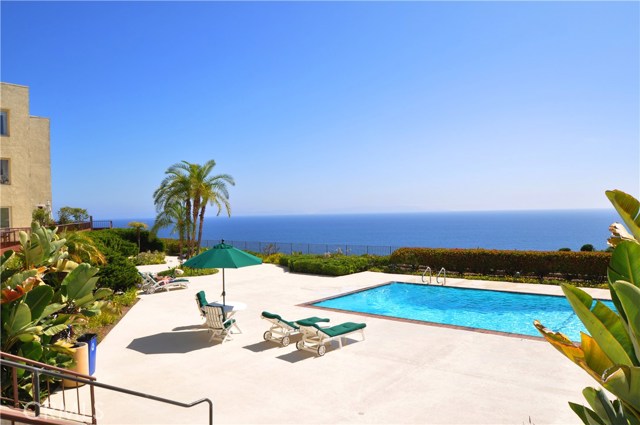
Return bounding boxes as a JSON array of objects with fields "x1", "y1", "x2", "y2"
[{"x1": 0, "y1": 82, "x2": 52, "y2": 229}]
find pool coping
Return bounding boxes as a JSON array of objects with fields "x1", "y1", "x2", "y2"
[{"x1": 297, "y1": 280, "x2": 605, "y2": 342}]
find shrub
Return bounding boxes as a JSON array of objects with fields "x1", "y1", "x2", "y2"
[
  {"x1": 113, "y1": 286, "x2": 139, "y2": 307},
  {"x1": 558, "y1": 247, "x2": 572, "y2": 252},
  {"x1": 109, "y1": 228, "x2": 164, "y2": 252},
  {"x1": 161, "y1": 238, "x2": 183, "y2": 256},
  {"x1": 157, "y1": 266, "x2": 218, "y2": 277},
  {"x1": 134, "y1": 250, "x2": 166, "y2": 265},
  {"x1": 389, "y1": 247, "x2": 610, "y2": 281},
  {"x1": 580, "y1": 244, "x2": 595, "y2": 252},
  {"x1": 97, "y1": 254, "x2": 141, "y2": 292},
  {"x1": 263, "y1": 253, "x2": 284, "y2": 264},
  {"x1": 283, "y1": 254, "x2": 372, "y2": 276},
  {"x1": 89, "y1": 230, "x2": 138, "y2": 257}
]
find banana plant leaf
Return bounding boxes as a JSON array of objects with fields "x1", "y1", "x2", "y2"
[{"x1": 562, "y1": 285, "x2": 634, "y2": 366}]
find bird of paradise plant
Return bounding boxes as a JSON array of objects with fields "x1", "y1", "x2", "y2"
[{"x1": 535, "y1": 190, "x2": 640, "y2": 424}]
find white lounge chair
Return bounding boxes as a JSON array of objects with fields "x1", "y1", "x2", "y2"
[
  {"x1": 296, "y1": 319, "x2": 366, "y2": 356},
  {"x1": 260, "y1": 311, "x2": 329, "y2": 347},
  {"x1": 139, "y1": 272, "x2": 189, "y2": 294},
  {"x1": 203, "y1": 306, "x2": 241, "y2": 343}
]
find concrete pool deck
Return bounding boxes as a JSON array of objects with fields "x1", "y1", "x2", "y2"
[{"x1": 92, "y1": 260, "x2": 610, "y2": 424}]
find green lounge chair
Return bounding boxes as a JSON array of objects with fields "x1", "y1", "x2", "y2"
[
  {"x1": 260, "y1": 311, "x2": 330, "y2": 347},
  {"x1": 195, "y1": 290, "x2": 211, "y2": 318},
  {"x1": 296, "y1": 319, "x2": 366, "y2": 356}
]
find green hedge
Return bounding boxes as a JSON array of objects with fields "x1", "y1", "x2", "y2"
[
  {"x1": 97, "y1": 254, "x2": 141, "y2": 292},
  {"x1": 89, "y1": 230, "x2": 139, "y2": 257},
  {"x1": 160, "y1": 238, "x2": 183, "y2": 256},
  {"x1": 108, "y1": 228, "x2": 164, "y2": 252},
  {"x1": 280, "y1": 254, "x2": 372, "y2": 276},
  {"x1": 389, "y1": 248, "x2": 610, "y2": 280}
]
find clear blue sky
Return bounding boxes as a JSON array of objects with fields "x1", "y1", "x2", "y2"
[{"x1": 2, "y1": 1, "x2": 638, "y2": 219}]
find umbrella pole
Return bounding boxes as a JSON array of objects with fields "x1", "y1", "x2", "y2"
[{"x1": 222, "y1": 268, "x2": 226, "y2": 306}]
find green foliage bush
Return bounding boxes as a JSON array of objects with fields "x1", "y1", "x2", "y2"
[
  {"x1": 89, "y1": 229, "x2": 164, "y2": 256},
  {"x1": 89, "y1": 230, "x2": 138, "y2": 257},
  {"x1": 389, "y1": 247, "x2": 610, "y2": 281},
  {"x1": 157, "y1": 266, "x2": 218, "y2": 277},
  {"x1": 110, "y1": 228, "x2": 164, "y2": 252},
  {"x1": 263, "y1": 253, "x2": 284, "y2": 264},
  {"x1": 97, "y1": 255, "x2": 141, "y2": 292},
  {"x1": 281, "y1": 254, "x2": 373, "y2": 276},
  {"x1": 134, "y1": 251, "x2": 166, "y2": 265},
  {"x1": 161, "y1": 238, "x2": 183, "y2": 256}
]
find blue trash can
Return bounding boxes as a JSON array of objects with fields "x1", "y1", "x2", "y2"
[{"x1": 77, "y1": 333, "x2": 97, "y2": 375}]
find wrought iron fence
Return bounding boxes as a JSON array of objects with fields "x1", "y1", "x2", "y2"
[{"x1": 201, "y1": 239, "x2": 400, "y2": 256}]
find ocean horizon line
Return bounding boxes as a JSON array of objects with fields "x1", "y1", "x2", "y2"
[{"x1": 104, "y1": 207, "x2": 613, "y2": 221}]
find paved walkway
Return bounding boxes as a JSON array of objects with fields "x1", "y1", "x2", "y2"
[{"x1": 91, "y1": 260, "x2": 608, "y2": 424}]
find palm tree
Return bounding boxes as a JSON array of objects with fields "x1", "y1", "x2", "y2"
[
  {"x1": 151, "y1": 201, "x2": 188, "y2": 257},
  {"x1": 153, "y1": 162, "x2": 195, "y2": 255},
  {"x1": 153, "y1": 160, "x2": 234, "y2": 257},
  {"x1": 128, "y1": 221, "x2": 148, "y2": 251},
  {"x1": 191, "y1": 160, "x2": 235, "y2": 254}
]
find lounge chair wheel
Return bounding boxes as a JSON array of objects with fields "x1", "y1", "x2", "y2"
[
  {"x1": 263, "y1": 331, "x2": 272, "y2": 341},
  {"x1": 147, "y1": 287, "x2": 155, "y2": 294},
  {"x1": 296, "y1": 340, "x2": 305, "y2": 350},
  {"x1": 281, "y1": 336, "x2": 290, "y2": 347},
  {"x1": 317, "y1": 345, "x2": 326, "y2": 357}
]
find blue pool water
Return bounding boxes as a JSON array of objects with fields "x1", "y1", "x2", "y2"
[{"x1": 313, "y1": 283, "x2": 615, "y2": 341}]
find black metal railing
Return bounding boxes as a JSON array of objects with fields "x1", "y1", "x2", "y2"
[
  {"x1": 201, "y1": 239, "x2": 400, "y2": 256},
  {"x1": 1, "y1": 352, "x2": 213, "y2": 424}
]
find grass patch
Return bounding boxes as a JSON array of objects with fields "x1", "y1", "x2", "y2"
[
  {"x1": 75, "y1": 287, "x2": 139, "y2": 342},
  {"x1": 157, "y1": 266, "x2": 218, "y2": 277}
]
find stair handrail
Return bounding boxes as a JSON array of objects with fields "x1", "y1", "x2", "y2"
[
  {"x1": 436, "y1": 267, "x2": 447, "y2": 285},
  {"x1": 0, "y1": 354, "x2": 213, "y2": 424},
  {"x1": 421, "y1": 266, "x2": 432, "y2": 284}
]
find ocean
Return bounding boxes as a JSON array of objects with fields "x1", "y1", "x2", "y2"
[{"x1": 110, "y1": 209, "x2": 619, "y2": 252}]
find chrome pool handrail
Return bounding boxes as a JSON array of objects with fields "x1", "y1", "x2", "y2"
[{"x1": 421, "y1": 267, "x2": 432, "y2": 284}]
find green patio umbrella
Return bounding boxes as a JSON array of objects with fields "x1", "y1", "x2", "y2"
[{"x1": 183, "y1": 240, "x2": 262, "y2": 306}]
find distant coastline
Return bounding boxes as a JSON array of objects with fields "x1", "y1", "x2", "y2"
[{"x1": 110, "y1": 209, "x2": 618, "y2": 251}]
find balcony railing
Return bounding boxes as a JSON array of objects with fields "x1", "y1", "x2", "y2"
[{"x1": 0, "y1": 218, "x2": 113, "y2": 249}]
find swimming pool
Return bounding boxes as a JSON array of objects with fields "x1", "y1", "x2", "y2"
[{"x1": 311, "y1": 282, "x2": 615, "y2": 341}]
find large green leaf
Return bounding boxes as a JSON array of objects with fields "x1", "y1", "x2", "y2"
[
  {"x1": 39, "y1": 303, "x2": 65, "y2": 319},
  {"x1": 8, "y1": 269, "x2": 37, "y2": 288},
  {"x1": 602, "y1": 366, "x2": 640, "y2": 415},
  {"x1": 19, "y1": 340, "x2": 43, "y2": 361},
  {"x1": 5, "y1": 303, "x2": 32, "y2": 334},
  {"x1": 582, "y1": 387, "x2": 627, "y2": 425},
  {"x1": 562, "y1": 285, "x2": 633, "y2": 366},
  {"x1": 612, "y1": 281, "x2": 640, "y2": 363},
  {"x1": 42, "y1": 323, "x2": 69, "y2": 336},
  {"x1": 569, "y1": 402, "x2": 606, "y2": 425},
  {"x1": 608, "y1": 241, "x2": 640, "y2": 288},
  {"x1": 24, "y1": 285, "x2": 54, "y2": 322},
  {"x1": 64, "y1": 263, "x2": 99, "y2": 300},
  {"x1": 606, "y1": 190, "x2": 640, "y2": 242},
  {"x1": 94, "y1": 287, "x2": 113, "y2": 301}
]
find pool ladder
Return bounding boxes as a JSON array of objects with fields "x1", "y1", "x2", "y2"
[{"x1": 421, "y1": 267, "x2": 446, "y2": 285}]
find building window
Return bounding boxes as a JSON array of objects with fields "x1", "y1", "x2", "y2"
[
  {"x1": 0, "y1": 111, "x2": 8, "y2": 136},
  {"x1": 0, "y1": 159, "x2": 9, "y2": 184},
  {"x1": 0, "y1": 208, "x2": 9, "y2": 228}
]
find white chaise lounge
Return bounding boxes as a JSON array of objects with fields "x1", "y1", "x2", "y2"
[
  {"x1": 296, "y1": 319, "x2": 366, "y2": 356},
  {"x1": 260, "y1": 311, "x2": 329, "y2": 347}
]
